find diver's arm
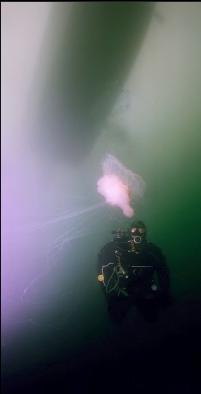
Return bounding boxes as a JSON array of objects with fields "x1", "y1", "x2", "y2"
[
  {"x1": 150, "y1": 244, "x2": 170, "y2": 296},
  {"x1": 97, "y1": 242, "x2": 114, "y2": 283},
  {"x1": 97, "y1": 242, "x2": 120, "y2": 295},
  {"x1": 97, "y1": 247, "x2": 105, "y2": 282},
  {"x1": 155, "y1": 259, "x2": 170, "y2": 295}
]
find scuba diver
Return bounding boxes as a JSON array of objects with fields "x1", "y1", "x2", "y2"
[{"x1": 97, "y1": 220, "x2": 171, "y2": 323}]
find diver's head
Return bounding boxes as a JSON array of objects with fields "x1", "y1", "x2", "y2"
[{"x1": 129, "y1": 220, "x2": 146, "y2": 246}]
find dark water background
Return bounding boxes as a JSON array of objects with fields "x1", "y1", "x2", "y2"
[{"x1": 2, "y1": 3, "x2": 201, "y2": 393}]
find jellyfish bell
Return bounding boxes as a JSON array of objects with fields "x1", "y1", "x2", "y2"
[
  {"x1": 97, "y1": 154, "x2": 145, "y2": 218},
  {"x1": 122, "y1": 205, "x2": 134, "y2": 218}
]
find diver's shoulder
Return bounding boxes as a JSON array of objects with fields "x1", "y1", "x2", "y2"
[
  {"x1": 99, "y1": 241, "x2": 116, "y2": 253},
  {"x1": 146, "y1": 242, "x2": 163, "y2": 254}
]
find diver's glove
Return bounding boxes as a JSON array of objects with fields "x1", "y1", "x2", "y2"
[
  {"x1": 151, "y1": 283, "x2": 158, "y2": 292},
  {"x1": 144, "y1": 284, "x2": 160, "y2": 300}
]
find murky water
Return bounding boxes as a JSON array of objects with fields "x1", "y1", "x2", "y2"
[{"x1": 2, "y1": 3, "x2": 201, "y2": 393}]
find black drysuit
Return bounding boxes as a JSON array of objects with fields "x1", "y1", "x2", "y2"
[{"x1": 97, "y1": 239, "x2": 171, "y2": 322}]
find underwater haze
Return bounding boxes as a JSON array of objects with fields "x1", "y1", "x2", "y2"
[{"x1": 2, "y1": 2, "x2": 201, "y2": 393}]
